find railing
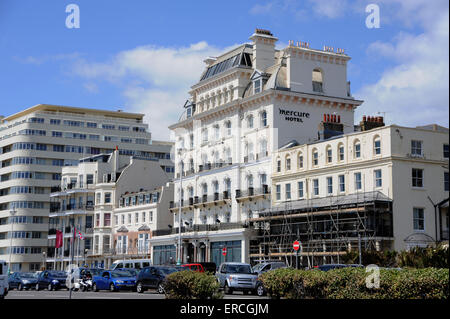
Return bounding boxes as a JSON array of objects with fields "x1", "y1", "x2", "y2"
[
  {"x1": 152, "y1": 223, "x2": 246, "y2": 237},
  {"x1": 236, "y1": 185, "x2": 270, "y2": 199},
  {"x1": 50, "y1": 204, "x2": 94, "y2": 213},
  {"x1": 170, "y1": 192, "x2": 231, "y2": 209}
]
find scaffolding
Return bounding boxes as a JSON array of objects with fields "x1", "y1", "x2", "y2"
[{"x1": 249, "y1": 191, "x2": 393, "y2": 267}]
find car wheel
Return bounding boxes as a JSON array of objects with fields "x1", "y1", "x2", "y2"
[
  {"x1": 35, "y1": 283, "x2": 40, "y2": 291},
  {"x1": 18, "y1": 283, "x2": 23, "y2": 291},
  {"x1": 156, "y1": 283, "x2": 165, "y2": 294},
  {"x1": 224, "y1": 283, "x2": 233, "y2": 295},
  {"x1": 109, "y1": 283, "x2": 116, "y2": 292},
  {"x1": 136, "y1": 282, "x2": 144, "y2": 293},
  {"x1": 93, "y1": 283, "x2": 99, "y2": 292},
  {"x1": 256, "y1": 284, "x2": 266, "y2": 297},
  {"x1": 48, "y1": 283, "x2": 53, "y2": 291}
]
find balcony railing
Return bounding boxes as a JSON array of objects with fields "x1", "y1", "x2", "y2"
[
  {"x1": 170, "y1": 191, "x2": 231, "y2": 210},
  {"x1": 236, "y1": 185, "x2": 270, "y2": 199},
  {"x1": 50, "y1": 203, "x2": 94, "y2": 213},
  {"x1": 152, "y1": 222, "x2": 246, "y2": 237}
]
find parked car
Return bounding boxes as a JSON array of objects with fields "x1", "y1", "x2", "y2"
[
  {"x1": 136, "y1": 266, "x2": 185, "y2": 294},
  {"x1": 197, "y1": 262, "x2": 217, "y2": 274},
  {"x1": 181, "y1": 263, "x2": 205, "y2": 272},
  {"x1": 92, "y1": 270, "x2": 137, "y2": 292},
  {"x1": 110, "y1": 259, "x2": 152, "y2": 270},
  {"x1": 0, "y1": 260, "x2": 8, "y2": 299},
  {"x1": 116, "y1": 268, "x2": 140, "y2": 278},
  {"x1": 8, "y1": 272, "x2": 38, "y2": 290},
  {"x1": 216, "y1": 262, "x2": 259, "y2": 295},
  {"x1": 252, "y1": 261, "x2": 288, "y2": 296},
  {"x1": 36, "y1": 270, "x2": 68, "y2": 291}
]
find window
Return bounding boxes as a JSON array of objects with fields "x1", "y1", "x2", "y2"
[
  {"x1": 413, "y1": 208, "x2": 425, "y2": 231},
  {"x1": 135, "y1": 213, "x2": 139, "y2": 224},
  {"x1": 312, "y1": 68, "x2": 323, "y2": 92},
  {"x1": 374, "y1": 137, "x2": 381, "y2": 155},
  {"x1": 312, "y1": 150, "x2": 318, "y2": 166},
  {"x1": 286, "y1": 156, "x2": 291, "y2": 170},
  {"x1": 298, "y1": 181, "x2": 304, "y2": 198},
  {"x1": 444, "y1": 144, "x2": 449, "y2": 158},
  {"x1": 374, "y1": 169, "x2": 382, "y2": 188},
  {"x1": 202, "y1": 128, "x2": 208, "y2": 143},
  {"x1": 225, "y1": 121, "x2": 232, "y2": 136},
  {"x1": 247, "y1": 115, "x2": 254, "y2": 129},
  {"x1": 104, "y1": 192, "x2": 111, "y2": 204},
  {"x1": 444, "y1": 172, "x2": 449, "y2": 192},
  {"x1": 260, "y1": 111, "x2": 267, "y2": 127},
  {"x1": 276, "y1": 185, "x2": 281, "y2": 200},
  {"x1": 52, "y1": 131, "x2": 62, "y2": 137},
  {"x1": 412, "y1": 169, "x2": 423, "y2": 188},
  {"x1": 104, "y1": 213, "x2": 111, "y2": 227},
  {"x1": 254, "y1": 79, "x2": 261, "y2": 94},
  {"x1": 354, "y1": 141, "x2": 361, "y2": 158},
  {"x1": 247, "y1": 175, "x2": 254, "y2": 188},
  {"x1": 326, "y1": 146, "x2": 332, "y2": 163},
  {"x1": 214, "y1": 125, "x2": 220, "y2": 140},
  {"x1": 327, "y1": 177, "x2": 333, "y2": 194},
  {"x1": 354, "y1": 172, "x2": 362, "y2": 190},
  {"x1": 298, "y1": 154, "x2": 304, "y2": 168},
  {"x1": 260, "y1": 173, "x2": 267, "y2": 187},
  {"x1": 277, "y1": 159, "x2": 281, "y2": 172},
  {"x1": 50, "y1": 119, "x2": 60, "y2": 125},
  {"x1": 285, "y1": 183, "x2": 291, "y2": 200},
  {"x1": 338, "y1": 175, "x2": 345, "y2": 192},
  {"x1": 338, "y1": 144, "x2": 345, "y2": 161},
  {"x1": 87, "y1": 122, "x2": 97, "y2": 128},
  {"x1": 411, "y1": 140, "x2": 422, "y2": 156},
  {"x1": 313, "y1": 179, "x2": 319, "y2": 196},
  {"x1": 128, "y1": 214, "x2": 132, "y2": 224}
]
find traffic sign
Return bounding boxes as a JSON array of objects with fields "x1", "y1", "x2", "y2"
[
  {"x1": 293, "y1": 241, "x2": 301, "y2": 251},
  {"x1": 222, "y1": 247, "x2": 227, "y2": 256}
]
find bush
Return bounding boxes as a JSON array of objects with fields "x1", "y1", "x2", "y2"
[
  {"x1": 397, "y1": 245, "x2": 449, "y2": 268},
  {"x1": 259, "y1": 267, "x2": 449, "y2": 299},
  {"x1": 163, "y1": 271, "x2": 222, "y2": 299}
]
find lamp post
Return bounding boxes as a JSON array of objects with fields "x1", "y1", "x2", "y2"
[
  {"x1": 176, "y1": 148, "x2": 185, "y2": 265},
  {"x1": 8, "y1": 209, "x2": 16, "y2": 274},
  {"x1": 42, "y1": 251, "x2": 46, "y2": 271}
]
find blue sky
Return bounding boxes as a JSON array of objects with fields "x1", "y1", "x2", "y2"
[{"x1": 0, "y1": 0, "x2": 448, "y2": 139}]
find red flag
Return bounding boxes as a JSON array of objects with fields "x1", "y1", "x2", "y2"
[
  {"x1": 77, "y1": 230, "x2": 84, "y2": 240},
  {"x1": 55, "y1": 230, "x2": 63, "y2": 248}
]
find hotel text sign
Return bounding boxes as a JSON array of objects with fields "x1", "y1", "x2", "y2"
[{"x1": 279, "y1": 108, "x2": 310, "y2": 123}]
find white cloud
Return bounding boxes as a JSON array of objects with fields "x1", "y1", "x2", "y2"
[
  {"x1": 308, "y1": 0, "x2": 348, "y2": 19},
  {"x1": 70, "y1": 42, "x2": 231, "y2": 140},
  {"x1": 355, "y1": 6, "x2": 449, "y2": 128}
]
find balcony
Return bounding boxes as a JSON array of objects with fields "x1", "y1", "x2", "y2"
[
  {"x1": 50, "y1": 203, "x2": 94, "y2": 214},
  {"x1": 152, "y1": 222, "x2": 247, "y2": 237},
  {"x1": 236, "y1": 185, "x2": 270, "y2": 202}
]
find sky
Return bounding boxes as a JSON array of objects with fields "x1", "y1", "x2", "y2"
[{"x1": 0, "y1": 0, "x2": 448, "y2": 140}]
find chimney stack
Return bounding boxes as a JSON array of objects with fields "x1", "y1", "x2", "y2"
[
  {"x1": 319, "y1": 113, "x2": 344, "y2": 140},
  {"x1": 249, "y1": 29, "x2": 278, "y2": 71},
  {"x1": 360, "y1": 115, "x2": 385, "y2": 131}
]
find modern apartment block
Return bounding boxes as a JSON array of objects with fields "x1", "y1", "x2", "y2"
[
  {"x1": 263, "y1": 119, "x2": 449, "y2": 266},
  {"x1": 152, "y1": 29, "x2": 363, "y2": 265},
  {"x1": 0, "y1": 104, "x2": 174, "y2": 272},
  {"x1": 47, "y1": 150, "x2": 173, "y2": 270}
]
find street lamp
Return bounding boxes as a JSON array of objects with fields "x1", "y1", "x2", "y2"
[
  {"x1": 176, "y1": 148, "x2": 185, "y2": 266},
  {"x1": 42, "y1": 251, "x2": 46, "y2": 271},
  {"x1": 8, "y1": 208, "x2": 16, "y2": 274}
]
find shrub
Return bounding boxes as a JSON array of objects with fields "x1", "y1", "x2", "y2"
[
  {"x1": 163, "y1": 270, "x2": 222, "y2": 299},
  {"x1": 259, "y1": 267, "x2": 449, "y2": 299},
  {"x1": 397, "y1": 245, "x2": 449, "y2": 268}
]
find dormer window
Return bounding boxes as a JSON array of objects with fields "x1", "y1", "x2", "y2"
[
  {"x1": 254, "y1": 79, "x2": 262, "y2": 94},
  {"x1": 312, "y1": 68, "x2": 323, "y2": 93}
]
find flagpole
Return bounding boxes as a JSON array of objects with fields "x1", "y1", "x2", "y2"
[{"x1": 69, "y1": 225, "x2": 75, "y2": 300}]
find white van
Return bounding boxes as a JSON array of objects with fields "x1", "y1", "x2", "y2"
[
  {"x1": 0, "y1": 260, "x2": 8, "y2": 299},
  {"x1": 110, "y1": 259, "x2": 152, "y2": 270}
]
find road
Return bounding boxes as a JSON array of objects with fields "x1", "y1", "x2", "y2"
[{"x1": 5, "y1": 289, "x2": 268, "y2": 300}]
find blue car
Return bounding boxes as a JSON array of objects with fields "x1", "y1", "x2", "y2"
[
  {"x1": 36, "y1": 270, "x2": 68, "y2": 291},
  {"x1": 8, "y1": 272, "x2": 38, "y2": 290},
  {"x1": 92, "y1": 270, "x2": 136, "y2": 292}
]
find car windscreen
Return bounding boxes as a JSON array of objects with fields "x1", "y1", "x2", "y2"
[
  {"x1": 19, "y1": 272, "x2": 36, "y2": 278},
  {"x1": 159, "y1": 267, "x2": 181, "y2": 275},
  {"x1": 49, "y1": 271, "x2": 67, "y2": 278},
  {"x1": 111, "y1": 271, "x2": 132, "y2": 278},
  {"x1": 226, "y1": 264, "x2": 252, "y2": 274},
  {"x1": 89, "y1": 269, "x2": 103, "y2": 276},
  {"x1": 252, "y1": 263, "x2": 265, "y2": 272}
]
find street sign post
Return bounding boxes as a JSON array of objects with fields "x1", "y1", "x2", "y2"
[
  {"x1": 222, "y1": 247, "x2": 227, "y2": 256},
  {"x1": 293, "y1": 241, "x2": 301, "y2": 269}
]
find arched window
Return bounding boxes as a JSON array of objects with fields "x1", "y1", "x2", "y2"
[
  {"x1": 312, "y1": 68, "x2": 323, "y2": 92},
  {"x1": 224, "y1": 178, "x2": 231, "y2": 195},
  {"x1": 225, "y1": 121, "x2": 232, "y2": 136},
  {"x1": 298, "y1": 152, "x2": 304, "y2": 169},
  {"x1": 285, "y1": 155, "x2": 291, "y2": 171},
  {"x1": 373, "y1": 136, "x2": 381, "y2": 156},
  {"x1": 312, "y1": 148, "x2": 319, "y2": 166},
  {"x1": 354, "y1": 139, "x2": 361, "y2": 158},
  {"x1": 276, "y1": 157, "x2": 281, "y2": 172},
  {"x1": 260, "y1": 111, "x2": 267, "y2": 127},
  {"x1": 338, "y1": 143, "x2": 345, "y2": 161},
  {"x1": 326, "y1": 145, "x2": 332, "y2": 163},
  {"x1": 225, "y1": 147, "x2": 232, "y2": 164}
]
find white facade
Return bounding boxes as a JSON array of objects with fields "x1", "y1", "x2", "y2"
[
  {"x1": 153, "y1": 29, "x2": 362, "y2": 265},
  {"x1": 0, "y1": 104, "x2": 174, "y2": 271}
]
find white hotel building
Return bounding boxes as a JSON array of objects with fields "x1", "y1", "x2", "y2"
[
  {"x1": 0, "y1": 104, "x2": 173, "y2": 272},
  {"x1": 151, "y1": 29, "x2": 365, "y2": 265}
]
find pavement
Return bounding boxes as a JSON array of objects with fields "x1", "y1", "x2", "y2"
[{"x1": 5, "y1": 289, "x2": 268, "y2": 300}]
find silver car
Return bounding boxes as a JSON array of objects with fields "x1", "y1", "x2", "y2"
[{"x1": 216, "y1": 262, "x2": 258, "y2": 295}]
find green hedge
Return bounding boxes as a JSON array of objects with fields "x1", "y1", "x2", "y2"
[
  {"x1": 163, "y1": 271, "x2": 223, "y2": 299},
  {"x1": 260, "y1": 267, "x2": 449, "y2": 299}
]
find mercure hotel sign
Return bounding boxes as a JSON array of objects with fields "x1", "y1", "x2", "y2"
[{"x1": 279, "y1": 108, "x2": 310, "y2": 123}]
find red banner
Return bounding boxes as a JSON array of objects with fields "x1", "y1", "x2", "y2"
[{"x1": 55, "y1": 230, "x2": 63, "y2": 248}]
